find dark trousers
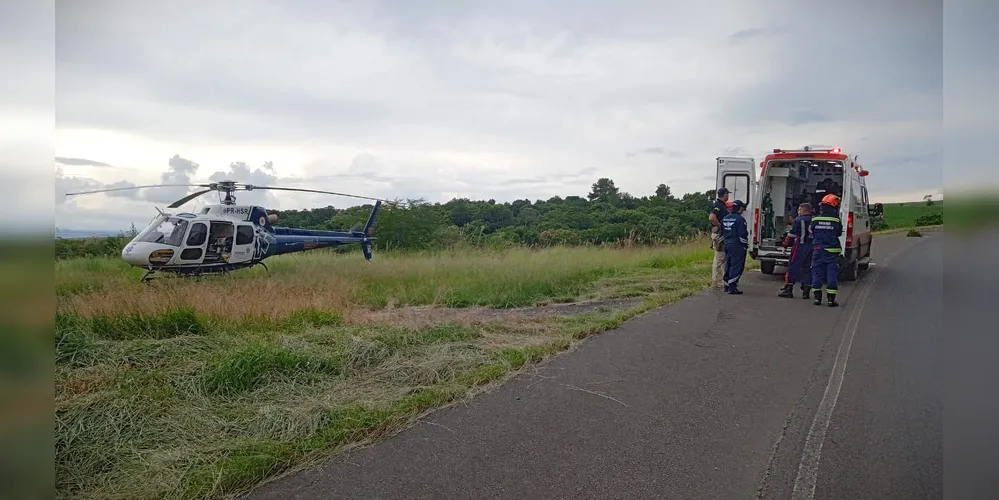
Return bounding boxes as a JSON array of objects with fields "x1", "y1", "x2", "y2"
[
  {"x1": 784, "y1": 240, "x2": 812, "y2": 289},
  {"x1": 724, "y1": 244, "x2": 747, "y2": 292},
  {"x1": 810, "y1": 247, "x2": 839, "y2": 295}
]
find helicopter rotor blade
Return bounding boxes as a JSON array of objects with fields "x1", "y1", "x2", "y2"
[
  {"x1": 64, "y1": 183, "x2": 212, "y2": 197},
  {"x1": 243, "y1": 185, "x2": 397, "y2": 204},
  {"x1": 168, "y1": 189, "x2": 215, "y2": 208}
]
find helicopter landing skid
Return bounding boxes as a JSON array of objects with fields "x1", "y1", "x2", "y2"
[
  {"x1": 138, "y1": 261, "x2": 267, "y2": 283},
  {"x1": 140, "y1": 269, "x2": 157, "y2": 284}
]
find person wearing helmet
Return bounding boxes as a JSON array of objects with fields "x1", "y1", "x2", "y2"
[
  {"x1": 721, "y1": 199, "x2": 749, "y2": 294},
  {"x1": 809, "y1": 193, "x2": 844, "y2": 306},
  {"x1": 778, "y1": 202, "x2": 814, "y2": 299}
]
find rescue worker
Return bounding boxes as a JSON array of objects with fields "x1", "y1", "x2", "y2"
[
  {"x1": 778, "y1": 202, "x2": 813, "y2": 299},
  {"x1": 708, "y1": 187, "x2": 731, "y2": 290},
  {"x1": 809, "y1": 194, "x2": 843, "y2": 307},
  {"x1": 721, "y1": 199, "x2": 749, "y2": 295}
]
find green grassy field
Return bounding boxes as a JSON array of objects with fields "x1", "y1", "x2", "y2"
[
  {"x1": 55, "y1": 237, "x2": 751, "y2": 500},
  {"x1": 876, "y1": 200, "x2": 943, "y2": 231}
]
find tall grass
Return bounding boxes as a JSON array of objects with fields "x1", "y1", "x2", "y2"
[
  {"x1": 55, "y1": 239, "x2": 718, "y2": 500},
  {"x1": 56, "y1": 238, "x2": 714, "y2": 318}
]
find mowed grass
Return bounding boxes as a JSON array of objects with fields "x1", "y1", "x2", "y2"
[{"x1": 55, "y1": 239, "x2": 730, "y2": 500}]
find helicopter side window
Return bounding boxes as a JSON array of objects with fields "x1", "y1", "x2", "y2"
[
  {"x1": 186, "y1": 222, "x2": 208, "y2": 246},
  {"x1": 235, "y1": 225, "x2": 255, "y2": 245}
]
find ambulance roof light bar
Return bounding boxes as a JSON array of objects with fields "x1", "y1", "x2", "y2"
[{"x1": 772, "y1": 146, "x2": 842, "y2": 154}]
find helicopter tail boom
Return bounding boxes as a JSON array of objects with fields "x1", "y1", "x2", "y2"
[{"x1": 270, "y1": 201, "x2": 382, "y2": 260}]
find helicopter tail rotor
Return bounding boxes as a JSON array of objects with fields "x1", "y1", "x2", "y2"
[
  {"x1": 363, "y1": 200, "x2": 382, "y2": 235},
  {"x1": 359, "y1": 200, "x2": 382, "y2": 261}
]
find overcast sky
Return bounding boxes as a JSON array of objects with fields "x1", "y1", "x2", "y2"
[{"x1": 4, "y1": 0, "x2": 993, "y2": 232}]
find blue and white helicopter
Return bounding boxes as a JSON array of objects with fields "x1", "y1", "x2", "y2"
[{"x1": 64, "y1": 180, "x2": 396, "y2": 282}]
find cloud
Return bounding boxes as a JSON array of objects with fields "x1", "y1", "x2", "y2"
[
  {"x1": 625, "y1": 147, "x2": 685, "y2": 158},
  {"x1": 55, "y1": 167, "x2": 102, "y2": 205},
  {"x1": 151, "y1": 155, "x2": 200, "y2": 202},
  {"x1": 206, "y1": 161, "x2": 281, "y2": 208},
  {"x1": 727, "y1": 27, "x2": 785, "y2": 46},
  {"x1": 56, "y1": 157, "x2": 113, "y2": 167},
  {"x1": 33, "y1": 0, "x2": 983, "y2": 230},
  {"x1": 57, "y1": 154, "x2": 204, "y2": 205}
]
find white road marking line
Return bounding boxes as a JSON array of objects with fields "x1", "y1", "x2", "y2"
[{"x1": 789, "y1": 249, "x2": 901, "y2": 500}]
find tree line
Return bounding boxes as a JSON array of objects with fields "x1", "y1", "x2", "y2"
[{"x1": 55, "y1": 178, "x2": 719, "y2": 259}]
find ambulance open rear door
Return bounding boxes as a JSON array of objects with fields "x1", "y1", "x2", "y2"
[{"x1": 715, "y1": 156, "x2": 758, "y2": 254}]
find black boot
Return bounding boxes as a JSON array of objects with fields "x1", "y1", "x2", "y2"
[
  {"x1": 827, "y1": 292, "x2": 838, "y2": 307},
  {"x1": 813, "y1": 289, "x2": 823, "y2": 306},
  {"x1": 778, "y1": 284, "x2": 794, "y2": 298},
  {"x1": 801, "y1": 286, "x2": 811, "y2": 299}
]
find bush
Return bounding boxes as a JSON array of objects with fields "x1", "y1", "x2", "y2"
[{"x1": 914, "y1": 212, "x2": 943, "y2": 226}]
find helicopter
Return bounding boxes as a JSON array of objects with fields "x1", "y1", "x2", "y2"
[{"x1": 64, "y1": 180, "x2": 397, "y2": 282}]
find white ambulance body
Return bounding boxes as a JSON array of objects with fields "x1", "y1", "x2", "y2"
[{"x1": 715, "y1": 145, "x2": 874, "y2": 281}]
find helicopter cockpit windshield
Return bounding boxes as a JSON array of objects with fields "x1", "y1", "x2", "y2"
[{"x1": 133, "y1": 215, "x2": 190, "y2": 247}]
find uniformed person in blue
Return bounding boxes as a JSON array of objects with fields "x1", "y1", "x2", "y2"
[
  {"x1": 778, "y1": 202, "x2": 814, "y2": 299},
  {"x1": 709, "y1": 187, "x2": 731, "y2": 290},
  {"x1": 809, "y1": 194, "x2": 843, "y2": 306},
  {"x1": 721, "y1": 199, "x2": 749, "y2": 295}
]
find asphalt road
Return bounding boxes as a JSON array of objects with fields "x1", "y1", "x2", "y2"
[{"x1": 246, "y1": 230, "x2": 948, "y2": 500}]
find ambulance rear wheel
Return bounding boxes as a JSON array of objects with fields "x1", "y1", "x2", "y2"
[
  {"x1": 760, "y1": 261, "x2": 776, "y2": 275},
  {"x1": 841, "y1": 259, "x2": 858, "y2": 281}
]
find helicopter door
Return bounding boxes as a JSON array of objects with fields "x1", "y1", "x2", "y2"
[
  {"x1": 205, "y1": 221, "x2": 235, "y2": 264},
  {"x1": 228, "y1": 224, "x2": 257, "y2": 264},
  {"x1": 177, "y1": 221, "x2": 208, "y2": 264}
]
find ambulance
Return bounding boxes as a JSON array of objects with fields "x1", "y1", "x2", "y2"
[{"x1": 715, "y1": 145, "x2": 874, "y2": 281}]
